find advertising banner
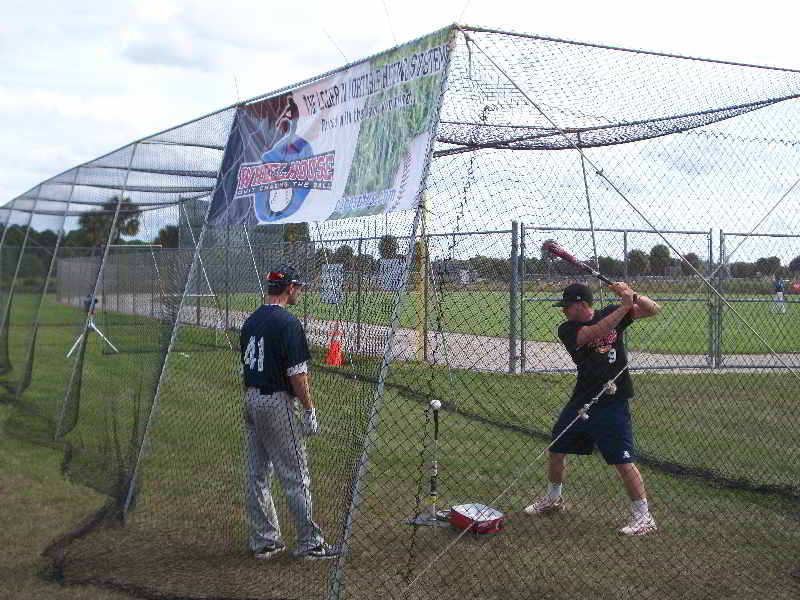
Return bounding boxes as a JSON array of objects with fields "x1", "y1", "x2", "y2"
[{"x1": 208, "y1": 28, "x2": 451, "y2": 225}]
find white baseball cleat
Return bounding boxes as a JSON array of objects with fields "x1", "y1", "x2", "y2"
[
  {"x1": 619, "y1": 513, "x2": 658, "y2": 536},
  {"x1": 523, "y1": 495, "x2": 565, "y2": 515}
]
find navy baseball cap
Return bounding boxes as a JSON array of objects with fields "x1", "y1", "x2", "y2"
[
  {"x1": 266, "y1": 265, "x2": 306, "y2": 287},
  {"x1": 553, "y1": 282, "x2": 593, "y2": 307}
]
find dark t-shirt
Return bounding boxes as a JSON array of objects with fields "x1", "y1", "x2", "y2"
[
  {"x1": 557, "y1": 304, "x2": 634, "y2": 406},
  {"x1": 240, "y1": 304, "x2": 311, "y2": 392},
  {"x1": 775, "y1": 279, "x2": 785, "y2": 293}
]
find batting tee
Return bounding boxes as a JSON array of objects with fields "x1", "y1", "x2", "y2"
[{"x1": 2, "y1": 25, "x2": 800, "y2": 600}]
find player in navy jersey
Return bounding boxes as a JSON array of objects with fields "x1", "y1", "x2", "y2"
[
  {"x1": 240, "y1": 265, "x2": 339, "y2": 560},
  {"x1": 524, "y1": 281, "x2": 662, "y2": 536}
]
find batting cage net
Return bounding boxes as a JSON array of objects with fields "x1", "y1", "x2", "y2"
[{"x1": 2, "y1": 24, "x2": 799, "y2": 600}]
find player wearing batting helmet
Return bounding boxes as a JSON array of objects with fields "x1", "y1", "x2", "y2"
[
  {"x1": 240, "y1": 265, "x2": 339, "y2": 560},
  {"x1": 524, "y1": 281, "x2": 662, "y2": 536}
]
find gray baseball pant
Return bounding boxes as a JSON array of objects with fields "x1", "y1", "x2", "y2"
[{"x1": 243, "y1": 388, "x2": 324, "y2": 553}]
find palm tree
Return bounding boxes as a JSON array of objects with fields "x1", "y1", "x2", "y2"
[{"x1": 76, "y1": 196, "x2": 141, "y2": 246}]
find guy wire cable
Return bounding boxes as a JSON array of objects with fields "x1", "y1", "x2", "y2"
[
  {"x1": 459, "y1": 28, "x2": 800, "y2": 382},
  {"x1": 577, "y1": 130, "x2": 605, "y2": 307}
]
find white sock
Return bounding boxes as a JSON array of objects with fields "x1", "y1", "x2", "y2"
[
  {"x1": 632, "y1": 498, "x2": 649, "y2": 517},
  {"x1": 547, "y1": 482, "x2": 563, "y2": 500}
]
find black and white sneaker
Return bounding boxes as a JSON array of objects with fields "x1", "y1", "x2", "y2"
[
  {"x1": 254, "y1": 541, "x2": 286, "y2": 560},
  {"x1": 298, "y1": 543, "x2": 341, "y2": 560}
]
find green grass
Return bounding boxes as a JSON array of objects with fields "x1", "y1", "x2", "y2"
[{"x1": 2, "y1": 295, "x2": 799, "y2": 599}]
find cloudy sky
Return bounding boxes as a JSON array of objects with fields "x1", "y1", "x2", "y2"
[{"x1": 2, "y1": 0, "x2": 799, "y2": 207}]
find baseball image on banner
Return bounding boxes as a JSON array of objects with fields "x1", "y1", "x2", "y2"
[{"x1": 208, "y1": 28, "x2": 451, "y2": 225}]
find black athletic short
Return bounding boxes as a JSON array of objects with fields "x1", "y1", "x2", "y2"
[{"x1": 550, "y1": 399, "x2": 636, "y2": 465}]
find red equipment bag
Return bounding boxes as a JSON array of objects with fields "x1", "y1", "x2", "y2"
[{"x1": 448, "y1": 503, "x2": 504, "y2": 534}]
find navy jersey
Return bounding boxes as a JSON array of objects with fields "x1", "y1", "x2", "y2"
[
  {"x1": 558, "y1": 304, "x2": 634, "y2": 406},
  {"x1": 775, "y1": 279, "x2": 785, "y2": 293},
  {"x1": 240, "y1": 304, "x2": 311, "y2": 392}
]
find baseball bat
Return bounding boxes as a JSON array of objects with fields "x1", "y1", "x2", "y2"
[{"x1": 543, "y1": 241, "x2": 614, "y2": 285}]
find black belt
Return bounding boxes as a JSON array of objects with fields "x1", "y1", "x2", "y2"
[{"x1": 255, "y1": 387, "x2": 286, "y2": 396}]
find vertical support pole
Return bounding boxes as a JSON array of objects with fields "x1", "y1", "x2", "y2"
[
  {"x1": 519, "y1": 222, "x2": 526, "y2": 373},
  {"x1": 356, "y1": 236, "x2": 362, "y2": 354},
  {"x1": 423, "y1": 231, "x2": 429, "y2": 362},
  {"x1": 150, "y1": 254, "x2": 155, "y2": 317},
  {"x1": 707, "y1": 228, "x2": 714, "y2": 367},
  {"x1": 416, "y1": 193, "x2": 429, "y2": 362},
  {"x1": 509, "y1": 221, "x2": 519, "y2": 374},
  {"x1": 225, "y1": 224, "x2": 230, "y2": 331},
  {"x1": 131, "y1": 252, "x2": 137, "y2": 316},
  {"x1": 716, "y1": 230, "x2": 726, "y2": 368},
  {"x1": 303, "y1": 240, "x2": 309, "y2": 330},
  {"x1": 116, "y1": 249, "x2": 120, "y2": 311}
]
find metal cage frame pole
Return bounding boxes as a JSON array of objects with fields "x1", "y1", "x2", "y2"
[
  {"x1": 56, "y1": 145, "x2": 139, "y2": 439},
  {"x1": 330, "y1": 26, "x2": 456, "y2": 600},
  {"x1": 331, "y1": 201, "x2": 425, "y2": 598},
  {"x1": 0, "y1": 202, "x2": 16, "y2": 276},
  {"x1": 0, "y1": 191, "x2": 41, "y2": 348},
  {"x1": 122, "y1": 199, "x2": 217, "y2": 518},
  {"x1": 15, "y1": 170, "x2": 78, "y2": 398},
  {"x1": 122, "y1": 105, "x2": 239, "y2": 516}
]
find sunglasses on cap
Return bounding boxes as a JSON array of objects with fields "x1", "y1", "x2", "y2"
[{"x1": 266, "y1": 271, "x2": 304, "y2": 286}]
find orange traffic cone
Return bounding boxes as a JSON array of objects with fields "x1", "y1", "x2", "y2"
[{"x1": 324, "y1": 330, "x2": 344, "y2": 366}]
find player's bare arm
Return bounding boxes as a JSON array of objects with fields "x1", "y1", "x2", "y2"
[
  {"x1": 574, "y1": 283, "x2": 634, "y2": 347},
  {"x1": 289, "y1": 372, "x2": 313, "y2": 410},
  {"x1": 630, "y1": 293, "x2": 661, "y2": 319}
]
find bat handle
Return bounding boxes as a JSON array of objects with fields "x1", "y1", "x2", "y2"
[{"x1": 597, "y1": 273, "x2": 614, "y2": 285}]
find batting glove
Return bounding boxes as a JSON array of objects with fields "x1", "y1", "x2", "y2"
[{"x1": 302, "y1": 408, "x2": 320, "y2": 436}]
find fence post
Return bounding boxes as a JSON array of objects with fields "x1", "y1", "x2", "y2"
[
  {"x1": 715, "y1": 230, "x2": 726, "y2": 368},
  {"x1": 356, "y1": 236, "x2": 362, "y2": 354},
  {"x1": 705, "y1": 229, "x2": 713, "y2": 367},
  {"x1": 509, "y1": 221, "x2": 519, "y2": 374},
  {"x1": 303, "y1": 241, "x2": 309, "y2": 331},
  {"x1": 519, "y1": 222, "x2": 526, "y2": 373}
]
